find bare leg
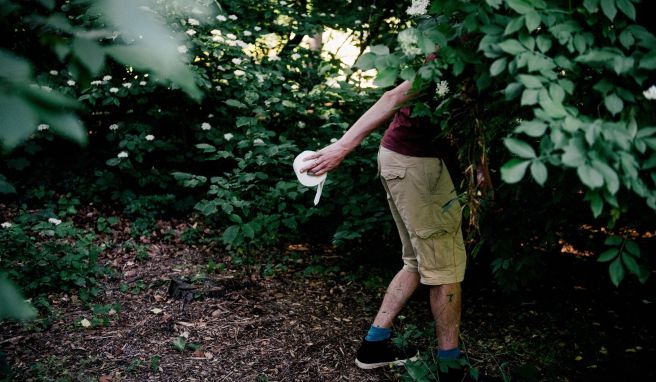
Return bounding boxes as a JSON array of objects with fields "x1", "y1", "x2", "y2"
[
  {"x1": 371, "y1": 269, "x2": 420, "y2": 328},
  {"x1": 430, "y1": 283, "x2": 461, "y2": 350}
]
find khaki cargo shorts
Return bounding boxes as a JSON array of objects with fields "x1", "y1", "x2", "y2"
[{"x1": 378, "y1": 146, "x2": 467, "y2": 285}]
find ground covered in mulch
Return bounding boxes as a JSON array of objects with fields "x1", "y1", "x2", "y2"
[{"x1": 1, "y1": 210, "x2": 655, "y2": 381}]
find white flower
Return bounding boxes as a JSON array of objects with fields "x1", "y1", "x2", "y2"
[
  {"x1": 226, "y1": 33, "x2": 237, "y2": 40},
  {"x1": 370, "y1": 4, "x2": 377, "y2": 9},
  {"x1": 212, "y1": 35, "x2": 224, "y2": 43},
  {"x1": 232, "y1": 58, "x2": 243, "y2": 65},
  {"x1": 123, "y1": 82, "x2": 132, "y2": 88},
  {"x1": 319, "y1": 12, "x2": 326, "y2": 17},
  {"x1": 224, "y1": 133, "x2": 234, "y2": 141},
  {"x1": 254, "y1": 26, "x2": 261, "y2": 31},
  {"x1": 186, "y1": 29, "x2": 196, "y2": 36},
  {"x1": 291, "y1": 53, "x2": 301, "y2": 60},
  {"x1": 145, "y1": 134, "x2": 155, "y2": 141},
  {"x1": 228, "y1": 15, "x2": 238, "y2": 20},
  {"x1": 234, "y1": 69, "x2": 246, "y2": 76},
  {"x1": 210, "y1": 29, "x2": 221, "y2": 35},
  {"x1": 103, "y1": 75, "x2": 112, "y2": 81},
  {"x1": 280, "y1": 1, "x2": 287, "y2": 5},
  {"x1": 330, "y1": 138, "x2": 337, "y2": 143},
  {"x1": 216, "y1": 15, "x2": 227, "y2": 21},
  {"x1": 188, "y1": 18, "x2": 200, "y2": 26},
  {"x1": 268, "y1": 55, "x2": 281, "y2": 61},
  {"x1": 298, "y1": 121, "x2": 306, "y2": 128},
  {"x1": 80, "y1": 318, "x2": 91, "y2": 328},
  {"x1": 37, "y1": 124, "x2": 49, "y2": 131},
  {"x1": 109, "y1": 124, "x2": 119, "y2": 130},
  {"x1": 217, "y1": 65, "x2": 225, "y2": 71},
  {"x1": 236, "y1": 40, "x2": 247, "y2": 48},
  {"x1": 643, "y1": 85, "x2": 656, "y2": 100},
  {"x1": 201, "y1": 122, "x2": 212, "y2": 130},
  {"x1": 253, "y1": 138, "x2": 265, "y2": 146},
  {"x1": 48, "y1": 218, "x2": 62, "y2": 225},
  {"x1": 407, "y1": 0, "x2": 430, "y2": 16},
  {"x1": 90, "y1": 80, "x2": 102, "y2": 86},
  {"x1": 67, "y1": 80, "x2": 76, "y2": 86},
  {"x1": 436, "y1": 80, "x2": 450, "y2": 97},
  {"x1": 49, "y1": 70, "x2": 58, "y2": 75},
  {"x1": 109, "y1": 87, "x2": 119, "y2": 93},
  {"x1": 355, "y1": 20, "x2": 362, "y2": 25},
  {"x1": 330, "y1": 13, "x2": 335, "y2": 17},
  {"x1": 1, "y1": 222, "x2": 12, "y2": 228},
  {"x1": 139, "y1": 81, "x2": 147, "y2": 86},
  {"x1": 177, "y1": 45, "x2": 188, "y2": 54},
  {"x1": 243, "y1": 30, "x2": 252, "y2": 36},
  {"x1": 397, "y1": 28, "x2": 423, "y2": 56},
  {"x1": 117, "y1": 151, "x2": 128, "y2": 158},
  {"x1": 357, "y1": 6, "x2": 363, "y2": 10}
]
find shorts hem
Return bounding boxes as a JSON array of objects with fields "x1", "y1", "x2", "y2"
[{"x1": 419, "y1": 272, "x2": 465, "y2": 286}]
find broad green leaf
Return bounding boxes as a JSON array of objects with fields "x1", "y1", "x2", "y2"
[
  {"x1": 624, "y1": 240, "x2": 640, "y2": 257},
  {"x1": 619, "y1": 30, "x2": 635, "y2": 49},
  {"x1": 354, "y1": 52, "x2": 376, "y2": 70},
  {"x1": 516, "y1": 120, "x2": 547, "y2": 137},
  {"x1": 72, "y1": 37, "x2": 105, "y2": 75},
  {"x1": 0, "y1": 277, "x2": 37, "y2": 321},
  {"x1": 549, "y1": 84, "x2": 565, "y2": 104},
  {"x1": 504, "y1": 17, "x2": 525, "y2": 36},
  {"x1": 576, "y1": 49, "x2": 617, "y2": 64},
  {"x1": 609, "y1": 257, "x2": 625, "y2": 286},
  {"x1": 563, "y1": 116, "x2": 581, "y2": 133},
  {"x1": 577, "y1": 164, "x2": 604, "y2": 189},
  {"x1": 538, "y1": 92, "x2": 568, "y2": 118},
  {"x1": 639, "y1": 51, "x2": 656, "y2": 70},
  {"x1": 501, "y1": 159, "x2": 531, "y2": 183},
  {"x1": 0, "y1": 175, "x2": 16, "y2": 194},
  {"x1": 0, "y1": 49, "x2": 32, "y2": 80},
  {"x1": 592, "y1": 160, "x2": 620, "y2": 194},
  {"x1": 530, "y1": 160, "x2": 548, "y2": 185},
  {"x1": 616, "y1": 0, "x2": 636, "y2": 20},
  {"x1": 612, "y1": 56, "x2": 634, "y2": 74},
  {"x1": 41, "y1": 111, "x2": 87, "y2": 146},
  {"x1": 504, "y1": 137, "x2": 536, "y2": 158},
  {"x1": 588, "y1": 191, "x2": 603, "y2": 217},
  {"x1": 597, "y1": 248, "x2": 618, "y2": 262},
  {"x1": 518, "y1": 74, "x2": 543, "y2": 88},
  {"x1": 400, "y1": 67, "x2": 416, "y2": 81},
  {"x1": 0, "y1": 94, "x2": 38, "y2": 150},
  {"x1": 605, "y1": 235, "x2": 623, "y2": 246},
  {"x1": 195, "y1": 143, "x2": 216, "y2": 153},
  {"x1": 525, "y1": 11, "x2": 541, "y2": 32},
  {"x1": 604, "y1": 93, "x2": 623, "y2": 115},
  {"x1": 504, "y1": 82, "x2": 523, "y2": 100},
  {"x1": 242, "y1": 223, "x2": 255, "y2": 239},
  {"x1": 562, "y1": 138, "x2": 586, "y2": 167},
  {"x1": 370, "y1": 45, "x2": 389, "y2": 55},
  {"x1": 498, "y1": 39, "x2": 526, "y2": 55},
  {"x1": 600, "y1": 0, "x2": 617, "y2": 21},
  {"x1": 536, "y1": 35, "x2": 552, "y2": 53},
  {"x1": 490, "y1": 58, "x2": 507, "y2": 76},
  {"x1": 225, "y1": 99, "x2": 247, "y2": 108},
  {"x1": 622, "y1": 253, "x2": 641, "y2": 276},
  {"x1": 221, "y1": 225, "x2": 241, "y2": 245},
  {"x1": 373, "y1": 67, "x2": 398, "y2": 88},
  {"x1": 505, "y1": 0, "x2": 534, "y2": 14},
  {"x1": 521, "y1": 89, "x2": 539, "y2": 105},
  {"x1": 583, "y1": 0, "x2": 600, "y2": 13}
]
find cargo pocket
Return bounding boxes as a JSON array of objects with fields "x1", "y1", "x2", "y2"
[
  {"x1": 432, "y1": 192, "x2": 462, "y2": 234},
  {"x1": 415, "y1": 226, "x2": 455, "y2": 271},
  {"x1": 380, "y1": 166, "x2": 407, "y2": 188}
]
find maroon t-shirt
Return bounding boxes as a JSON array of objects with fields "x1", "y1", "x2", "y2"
[{"x1": 381, "y1": 106, "x2": 441, "y2": 158}]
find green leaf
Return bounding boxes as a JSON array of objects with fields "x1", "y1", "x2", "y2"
[
  {"x1": 373, "y1": 67, "x2": 398, "y2": 88},
  {"x1": 639, "y1": 51, "x2": 656, "y2": 70},
  {"x1": 225, "y1": 99, "x2": 247, "y2": 108},
  {"x1": 536, "y1": 35, "x2": 552, "y2": 53},
  {"x1": 604, "y1": 93, "x2": 623, "y2": 116},
  {"x1": 0, "y1": 94, "x2": 38, "y2": 151},
  {"x1": 609, "y1": 257, "x2": 625, "y2": 286},
  {"x1": 600, "y1": 0, "x2": 617, "y2": 21},
  {"x1": 619, "y1": 30, "x2": 635, "y2": 49},
  {"x1": 490, "y1": 58, "x2": 507, "y2": 76},
  {"x1": 605, "y1": 235, "x2": 623, "y2": 246},
  {"x1": 583, "y1": 0, "x2": 600, "y2": 13},
  {"x1": 171, "y1": 337, "x2": 186, "y2": 352},
  {"x1": 521, "y1": 89, "x2": 539, "y2": 105},
  {"x1": 525, "y1": 11, "x2": 541, "y2": 32},
  {"x1": 530, "y1": 160, "x2": 548, "y2": 185},
  {"x1": 195, "y1": 143, "x2": 216, "y2": 153},
  {"x1": 504, "y1": 82, "x2": 523, "y2": 100},
  {"x1": 370, "y1": 45, "x2": 389, "y2": 55},
  {"x1": 354, "y1": 52, "x2": 376, "y2": 70},
  {"x1": 518, "y1": 74, "x2": 543, "y2": 88},
  {"x1": 501, "y1": 159, "x2": 531, "y2": 183},
  {"x1": 504, "y1": 17, "x2": 525, "y2": 36},
  {"x1": 0, "y1": 277, "x2": 37, "y2": 320},
  {"x1": 616, "y1": 0, "x2": 636, "y2": 20},
  {"x1": 577, "y1": 164, "x2": 604, "y2": 189},
  {"x1": 505, "y1": 0, "x2": 535, "y2": 14},
  {"x1": 516, "y1": 120, "x2": 547, "y2": 137},
  {"x1": 221, "y1": 225, "x2": 241, "y2": 245},
  {"x1": 242, "y1": 223, "x2": 255, "y2": 239},
  {"x1": 598, "y1": 248, "x2": 618, "y2": 262},
  {"x1": 498, "y1": 39, "x2": 526, "y2": 55},
  {"x1": 0, "y1": 49, "x2": 32, "y2": 81},
  {"x1": 622, "y1": 253, "x2": 640, "y2": 276},
  {"x1": 592, "y1": 160, "x2": 619, "y2": 194},
  {"x1": 72, "y1": 37, "x2": 105, "y2": 75},
  {"x1": 0, "y1": 176, "x2": 16, "y2": 194},
  {"x1": 504, "y1": 137, "x2": 536, "y2": 158},
  {"x1": 624, "y1": 240, "x2": 640, "y2": 257},
  {"x1": 39, "y1": 111, "x2": 87, "y2": 146},
  {"x1": 588, "y1": 191, "x2": 603, "y2": 217},
  {"x1": 562, "y1": 138, "x2": 586, "y2": 167},
  {"x1": 400, "y1": 67, "x2": 416, "y2": 81}
]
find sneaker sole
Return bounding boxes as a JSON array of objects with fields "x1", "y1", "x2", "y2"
[{"x1": 354, "y1": 354, "x2": 419, "y2": 370}]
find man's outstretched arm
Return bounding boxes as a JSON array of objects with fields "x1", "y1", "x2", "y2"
[{"x1": 300, "y1": 80, "x2": 416, "y2": 176}]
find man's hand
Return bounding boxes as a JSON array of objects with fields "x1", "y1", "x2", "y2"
[{"x1": 300, "y1": 141, "x2": 351, "y2": 176}]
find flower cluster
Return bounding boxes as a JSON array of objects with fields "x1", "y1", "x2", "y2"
[
  {"x1": 398, "y1": 28, "x2": 422, "y2": 56},
  {"x1": 436, "y1": 80, "x2": 449, "y2": 97},
  {"x1": 644, "y1": 85, "x2": 656, "y2": 100},
  {"x1": 406, "y1": 0, "x2": 430, "y2": 16}
]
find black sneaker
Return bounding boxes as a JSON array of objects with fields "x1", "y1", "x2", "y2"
[{"x1": 355, "y1": 338, "x2": 419, "y2": 369}]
